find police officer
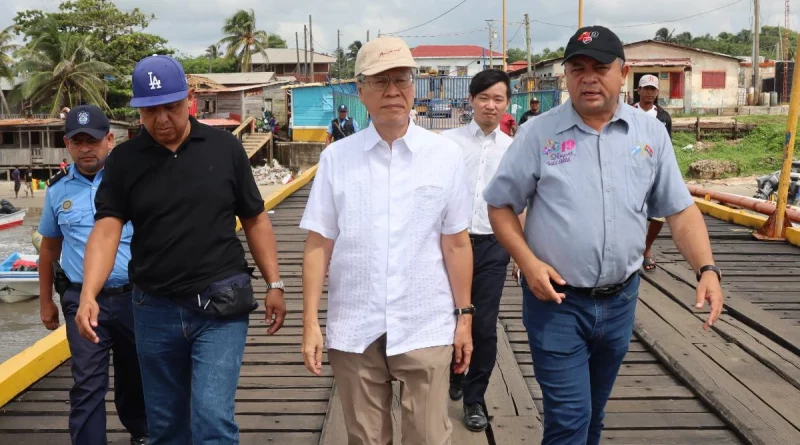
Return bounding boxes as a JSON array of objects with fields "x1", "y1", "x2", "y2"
[
  {"x1": 37, "y1": 105, "x2": 147, "y2": 445},
  {"x1": 483, "y1": 26, "x2": 724, "y2": 445},
  {"x1": 325, "y1": 104, "x2": 360, "y2": 146}
]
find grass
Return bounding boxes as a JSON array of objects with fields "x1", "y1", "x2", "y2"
[{"x1": 671, "y1": 115, "x2": 795, "y2": 179}]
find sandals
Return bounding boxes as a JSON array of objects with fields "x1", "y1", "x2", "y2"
[{"x1": 643, "y1": 256, "x2": 656, "y2": 272}]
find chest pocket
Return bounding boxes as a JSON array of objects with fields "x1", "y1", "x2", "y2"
[
  {"x1": 57, "y1": 206, "x2": 93, "y2": 238},
  {"x1": 625, "y1": 165, "x2": 655, "y2": 213},
  {"x1": 413, "y1": 184, "x2": 446, "y2": 230}
]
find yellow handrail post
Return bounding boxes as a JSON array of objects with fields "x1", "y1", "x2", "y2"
[
  {"x1": 755, "y1": 37, "x2": 800, "y2": 240},
  {"x1": 578, "y1": 0, "x2": 583, "y2": 28}
]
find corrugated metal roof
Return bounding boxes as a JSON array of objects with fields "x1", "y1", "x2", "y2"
[
  {"x1": 625, "y1": 58, "x2": 692, "y2": 67},
  {"x1": 0, "y1": 118, "x2": 63, "y2": 127},
  {"x1": 411, "y1": 45, "x2": 504, "y2": 58},
  {"x1": 195, "y1": 83, "x2": 272, "y2": 93},
  {"x1": 251, "y1": 48, "x2": 336, "y2": 65},
  {"x1": 186, "y1": 72, "x2": 276, "y2": 85}
]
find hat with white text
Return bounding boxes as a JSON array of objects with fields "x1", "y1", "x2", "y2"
[
  {"x1": 130, "y1": 55, "x2": 189, "y2": 108},
  {"x1": 355, "y1": 36, "x2": 419, "y2": 77},
  {"x1": 562, "y1": 25, "x2": 626, "y2": 65},
  {"x1": 638, "y1": 74, "x2": 660, "y2": 89},
  {"x1": 64, "y1": 105, "x2": 110, "y2": 140}
]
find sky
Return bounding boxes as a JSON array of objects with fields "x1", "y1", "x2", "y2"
[{"x1": 1, "y1": 0, "x2": 797, "y2": 59}]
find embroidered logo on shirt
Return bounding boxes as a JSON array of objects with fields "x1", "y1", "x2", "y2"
[
  {"x1": 543, "y1": 138, "x2": 576, "y2": 165},
  {"x1": 631, "y1": 143, "x2": 654, "y2": 158},
  {"x1": 62, "y1": 199, "x2": 73, "y2": 211}
]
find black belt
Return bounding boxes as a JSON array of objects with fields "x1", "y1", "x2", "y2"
[
  {"x1": 71, "y1": 283, "x2": 133, "y2": 297},
  {"x1": 469, "y1": 234, "x2": 494, "y2": 247},
  {"x1": 553, "y1": 272, "x2": 638, "y2": 299}
]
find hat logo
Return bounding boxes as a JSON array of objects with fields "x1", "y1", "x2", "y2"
[
  {"x1": 379, "y1": 48, "x2": 401, "y2": 58},
  {"x1": 77, "y1": 111, "x2": 90, "y2": 125},
  {"x1": 147, "y1": 72, "x2": 162, "y2": 90},
  {"x1": 578, "y1": 31, "x2": 599, "y2": 44}
]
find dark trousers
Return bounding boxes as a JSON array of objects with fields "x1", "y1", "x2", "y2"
[
  {"x1": 451, "y1": 235, "x2": 511, "y2": 406},
  {"x1": 522, "y1": 274, "x2": 639, "y2": 445},
  {"x1": 61, "y1": 287, "x2": 148, "y2": 445}
]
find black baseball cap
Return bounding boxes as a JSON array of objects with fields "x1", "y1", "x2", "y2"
[
  {"x1": 562, "y1": 25, "x2": 626, "y2": 65},
  {"x1": 338, "y1": 104, "x2": 348, "y2": 112},
  {"x1": 65, "y1": 105, "x2": 110, "y2": 140}
]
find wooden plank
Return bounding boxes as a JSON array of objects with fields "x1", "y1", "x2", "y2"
[
  {"x1": 495, "y1": 325, "x2": 539, "y2": 417},
  {"x1": 490, "y1": 415, "x2": 542, "y2": 444},
  {"x1": 318, "y1": 383, "x2": 345, "y2": 445},
  {"x1": 0, "y1": 400, "x2": 329, "y2": 416},
  {"x1": 0, "y1": 414, "x2": 324, "y2": 432},
  {"x1": 697, "y1": 342, "x2": 800, "y2": 431},
  {"x1": 2, "y1": 432, "x2": 322, "y2": 445},
  {"x1": 599, "y1": 429, "x2": 741, "y2": 444},
  {"x1": 602, "y1": 412, "x2": 726, "y2": 429},
  {"x1": 634, "y1": 302, "x2": 800, "y2": 445}
]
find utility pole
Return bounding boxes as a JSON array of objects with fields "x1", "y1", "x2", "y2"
[
  {"x1": 578, "y1": 0, "x2": 583, "y2": 28},
  {"x1": 502, "y1": 0, "x2": 507, "y2": 71},
  {"x1": 295, "y1": 32, "x2": 301, "y2": 75},
  {"x1": 337, "y1": 29, "x2": 341, "y2": 79},
  {"x1": 303, "y1": 25, "x2": 308, "y2": 78},
  {"x1": 487, "y1": 21, "x2": 495, "y2": 69},
  {"x1": 367, "y1": 31, "x2": 370, "y2": 42},
  {"x1": 525, "y1": 14, "x2": 532, "y2": 75},
  {"x1": 753, "y1": 0, "x2": 761, "y2": 102},
  {"x1": 309, "y1": 15, "x2": 315, "y2": 83}
]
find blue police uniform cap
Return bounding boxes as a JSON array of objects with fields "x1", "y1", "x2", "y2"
[
  {"x1": 65, "y1": 105, "x2": 110, "y2": 140},
  {"x1": 130, "y1": 55, "x2": 189, "y2": 108},
  {"x1": 338, "y1": 104, "x2": 348, "y2": 112}
]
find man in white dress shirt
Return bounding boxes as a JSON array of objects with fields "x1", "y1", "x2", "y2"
[
  {"x1": 440, "y1": 69, "x2": 515, "y2": 432},
  {"x1": 300, "y1": 36, "x2": 475, "y2": 444}
]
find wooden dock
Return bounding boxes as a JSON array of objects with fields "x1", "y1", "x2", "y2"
[{"x1": 1, "y1": 183, "x2": 800, "y2": 444}]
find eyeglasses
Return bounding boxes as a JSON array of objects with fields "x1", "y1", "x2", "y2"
[{"x1": 358, "y1": 74, "x2": 414, "y2": 92}]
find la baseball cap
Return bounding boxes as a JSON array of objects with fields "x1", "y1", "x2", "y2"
[
  {"x1": 355, "y1": 36, "x2": 419, "y2": 77},
  {"x1": 562, "y1": 25, "x2": 626, "y2": 65},
  {"x1": 130, "y1": 55, "x2": 189, "y2": 108},
  {"x1": 639, "y1": 74, "x2": 660, "y2": 89},
  {"x1": 65, "y1": 105, "x2": 110, "y2": 140}
]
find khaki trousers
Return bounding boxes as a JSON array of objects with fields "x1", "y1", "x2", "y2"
[{"x1": 328, "y1": 335, "x2": 453, "y2": 445}]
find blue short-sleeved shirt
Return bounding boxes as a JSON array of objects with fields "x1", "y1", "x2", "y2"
[
  {"x1": 38, "y1": 165, "x2": 133, "y2": 287},
  {"x1": 483, "y1": 98, "x2": 694, "y2": 288}
]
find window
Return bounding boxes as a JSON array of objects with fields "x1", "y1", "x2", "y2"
[
  {"x1": 456, "y1": 66, "x2": 468, "y2": 76},
  {"x1": 31, "y1": 131, "x2": 41, "y2": 146},
  {"x1": 702, "y1": 71, "x2": 726, "y2": 89},
  {"x1": 437, "y1": 66, "x2": 450, "y2": 76},
  {"x1": 419, "y1": 66, "x2": 432, "y2": 73},
  {"x1": 669, "y1": 72, "x2": 685, "y2": 99}
]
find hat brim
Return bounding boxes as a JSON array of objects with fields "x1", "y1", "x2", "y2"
[
  {"x1": 65, "y1": 128, "x2": 109, "y2": 140},
  {"x1": 562, "y1": 49, "x2": 619, "y2": 65},
  {"x1": 130, "y1": 89, "x2": 189, "y2": 108},
  {"x1": 358, "y1": 60, "x2": 420, "y2": 77}
]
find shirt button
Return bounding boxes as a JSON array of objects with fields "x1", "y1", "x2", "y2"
[{"x1": 606, "y1": 188, "x2": 611, "y2": 192}]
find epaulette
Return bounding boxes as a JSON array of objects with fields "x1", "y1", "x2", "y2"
[{"x1": 46, "y1": 169, "x2": 68, "y2": 187}]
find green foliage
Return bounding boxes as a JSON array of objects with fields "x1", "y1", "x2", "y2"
[
  {"x1": 218, "y1": 9, "x2": 276, "y2": 72},
  {"x1": 671, "y1": 116, "x2": 796, "y2": 178},
  {"x1": 506, "y1": 48, "x2": 526, "y2": 64},
  {"x1": 653, "y1": 25, "x2": 798, "y2": 59},
  {"x1": 177, "y1": 56, "x2": 238, "y2": 74}
]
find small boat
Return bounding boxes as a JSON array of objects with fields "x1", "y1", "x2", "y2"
[
  {"x1": 0, "y1": 209, "x2": 26, "y2": 231},
  {"x1": 0, "y1": 252, "x2": 39, "y2": 303}
]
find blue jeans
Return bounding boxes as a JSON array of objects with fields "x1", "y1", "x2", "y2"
[
  {"x1": 522, "y1": 274, "x2": 640, "y2": 445},
  {"x1": 131, "y1": 286, "x2": 249, "y2": 445}
]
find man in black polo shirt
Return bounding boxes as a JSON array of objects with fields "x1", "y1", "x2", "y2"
[
  {"x1": 75, "y1": 55, "x2": 287, "y2": 443},
  {"x1": 518, "y1": 97, "x2": 541, "y2": 125}
]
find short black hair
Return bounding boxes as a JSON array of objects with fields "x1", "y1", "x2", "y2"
[{"x1": 469, "y1": 69, "x2": 511, "y2": 99}]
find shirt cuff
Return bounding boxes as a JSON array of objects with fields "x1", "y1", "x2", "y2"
[
  {"x1": 442, "y1": 221, "x2": 469, "y2": 236},
  {"x1": 299, "y1": 219, "x2": 338, "y2": 240},
  {"x1": 650, "y1": 194, "x2": 695, "y2": 219}
]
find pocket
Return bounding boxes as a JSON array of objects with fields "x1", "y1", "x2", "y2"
[
  {"x1": 131, "y1": 286, "x2": 147, "y2": 305},
  {"x1": 204, "y1": 273, "x2": 258, "y2": 318},
  {"x1": 625, "y1": 165, "x2": 654, "y2": 213},
  {"x1": 57, "y1": 210, "x2": 84, "y2": 237},
  {"x1": 412, "y1": 185, "x2": 446, "y2": 229}
]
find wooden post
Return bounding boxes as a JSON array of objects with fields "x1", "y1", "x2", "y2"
[
  {"x1": 695, "y1": 116, "x2": 701, "y2": 141},
  {"x1": 733, "y1": 119, "x2": 739, "y2": 139}
]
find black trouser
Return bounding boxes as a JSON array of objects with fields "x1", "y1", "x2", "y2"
[
  {"x1": 452, "y1": 234, "x2": 511, "y2": 406},
  {"x1": 61, "y1": 286, "x2": 148, "y2": 444}
]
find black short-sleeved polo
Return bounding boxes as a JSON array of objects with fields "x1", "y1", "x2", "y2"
[{"x1": 95, "y1": 117, "x2": 265, "y2": 297}]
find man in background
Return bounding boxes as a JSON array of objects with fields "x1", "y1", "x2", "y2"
[
  {"x1": 326, "y1": 104, "x2": 360, "y2": 146},
  {"x1": 519, "y1": 97, "x2": 541, "y2": 125}
]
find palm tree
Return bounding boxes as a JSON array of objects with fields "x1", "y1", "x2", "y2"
[
  {"x1": 218, "y1": 9, "x2": 271, "y2": 73},
  {"x1": 205, "y1": 44, "x2": 219, "y2": 73},
  {"x1": 347, "y1": 41, "x2": 362, "y2": 62},
  {"x1": 13, "y1": 19, "x2": 115, "y2": 116},
  {"x1": 654, "y1": 28, "x2": 675, "y2": 43},
  {"x1": 0, "y1": 25, "x2": 20, "y2": 116}
]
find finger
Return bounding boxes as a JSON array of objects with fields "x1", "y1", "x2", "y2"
[
  {"x1": 547, "y1": 266, "x2": 567, "y2": 286},
  {"x1": 302, "y1": 348, "x2": 315, "y2": 374},
  {"x1": 695, "y1": 282, "x2": 706, "y2": 309},
  {"x1": 314, "y1": 345, "x2": 323, "y2": 376},
  {"x1": 462, "y1": 346, "x2": 472, "y2": 369},
  {"x1": 707, "y1": 294, "x2": 723, "y2": 329},
  {"x1": 535, "y1": 280, "x2": 564, "y2": 304},
  {"x1": 454, "y1": 343, "x2": 463, "y2": 364},
  {"x1": 268, "y1": 306, "x2": 286, "y2": 335},
  {"x1": 265, "y1": 301, "x2": 274, "y2": 326},
  {"x1": 90, "y1": 305, "x2": 98, "y2": 328}
]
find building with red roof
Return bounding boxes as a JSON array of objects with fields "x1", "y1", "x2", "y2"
[{"x1": 410, "y1": 45, "x2": 506, "y2": 76}]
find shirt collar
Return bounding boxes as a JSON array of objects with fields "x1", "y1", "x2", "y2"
[
  {"x1": 556, "y1": 96, "x2": 631, "y2": 135},
  {"x1": 138, "y1": 116, "x2": 206, "y2": 150},
  {"x1": 66, "y1": 164, "x2": 103, "y2": 184},
  {"x1": 363, "y1": 119, "x2": 420, "y2": 153},
  {"x1": 468, "y1": 119, "x2": 499, "y2": 141}
]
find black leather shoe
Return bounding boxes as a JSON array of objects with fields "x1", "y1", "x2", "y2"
[
  {"x1": 449, "y1": 372, "x2": 464, "y2": 401},
  {"x1": 463, "y1": 403, "x2": 488, "y2": 432},
  {"x1": 131, "y1": 437, "x2": 149, "y2": 445}
]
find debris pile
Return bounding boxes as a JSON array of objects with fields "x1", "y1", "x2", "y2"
[{"x1": 252, "y1": 160, "x2": 293, "y2": 185}]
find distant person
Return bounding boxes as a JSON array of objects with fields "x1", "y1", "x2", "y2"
[
  {"x1": 499, "y1": 111, "x2": 517, "y2": 137},
  {"x1": 24, "y1": 168, "x2": 33, "y2": 198},
  {"x1": 518, "y1": 97, "x2": 541, "y2": 125},
  {"x1": 11, "y1": 167, "x2": 20, "y2": 199},
  {"x1": 633, "y1": 74, "x2": 673, "y2": 272},
  {"x1": 326, "y1": 104, "x2": 360, "y2": 146},
  {"x1": 37, "y1": 105, "x2": 148, "y2": 445},
  {"x1": 60, "y1": 158, "x2": 69, "y2": 174}
]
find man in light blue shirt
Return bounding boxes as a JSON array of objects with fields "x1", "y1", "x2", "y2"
[
  {"x1": 37, "y1": 105, "x2": 147, "y2": 445},
  {"x1": 484, "y1": 26, "x2": 724, "y2": 445},
  {"x1": 326, "y1": 104, "x2": 360, "y2": 146}
]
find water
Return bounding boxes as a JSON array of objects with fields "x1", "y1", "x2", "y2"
[{"x1": 0, "y1": 224, "x2": 63, "y2": 364}]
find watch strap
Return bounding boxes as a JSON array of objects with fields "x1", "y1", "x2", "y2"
[
  {"x1": 696, "y1": 265, "x2": 721, "y2": 282},
  {"x1": 454, "y1": 304, "x2": 475, "y2": 316}
]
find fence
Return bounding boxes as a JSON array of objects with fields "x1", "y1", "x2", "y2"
[{"x1": 330, "y1": 76, "x2": 563, "y2": 133}]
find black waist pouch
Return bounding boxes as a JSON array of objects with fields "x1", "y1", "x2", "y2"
[{"x1": 198, "y1": 269, "x2": 258, "y2": 318}]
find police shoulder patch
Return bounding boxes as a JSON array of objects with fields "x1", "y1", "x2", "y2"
[{"x1": 46, "y1": 170, "x2": 67, "y2": 187}]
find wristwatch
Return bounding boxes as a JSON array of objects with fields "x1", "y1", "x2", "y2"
[
  {"x1": 696, "y1": 265, "x2": 722, "y2": 283},
  {"x1": 267, "y1": 280, "x2": 285, "y2": 291},
  {"x1": 454, "y1": 304, "x2": 476, "y2": 316}
]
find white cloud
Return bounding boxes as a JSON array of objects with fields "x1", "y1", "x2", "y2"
[{"x1": 0, "y1": 0, "x2": 795, "y2": 58}]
